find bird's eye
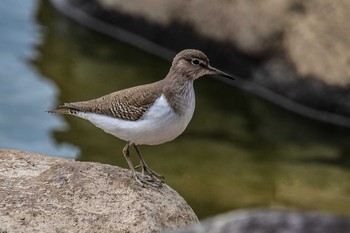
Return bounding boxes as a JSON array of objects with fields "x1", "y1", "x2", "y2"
[{"x1": 191, "y1": 59, "x2": 200, "y2": 66}]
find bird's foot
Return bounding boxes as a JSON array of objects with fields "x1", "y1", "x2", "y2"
[
  {"x1": 133, "y1": 173, "x2": 163, "y2": 188},
  {"x1": 135, "y1": 164, "x2": 165, "y2": 181}
]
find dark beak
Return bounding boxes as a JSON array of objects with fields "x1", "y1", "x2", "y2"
[{"x1": 208, "y1": 65, "x2": 235, "y2": 80}]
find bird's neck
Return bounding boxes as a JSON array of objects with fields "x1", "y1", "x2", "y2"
[{"x1": 162, "y1": 72, "x2": 195, "y2": 115}]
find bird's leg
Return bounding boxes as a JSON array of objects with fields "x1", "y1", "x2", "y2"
[
  {"x1": 122, "y1": 142, "x2": 161, "y2": 188},
  {"x1": 133, "y1": 144, "x2": 164, "y2": 182},
  {"x1": 122, "y1": 142, "x2": 143, "y2": 186}
]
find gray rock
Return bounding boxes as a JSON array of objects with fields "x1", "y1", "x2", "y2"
[
  {"x1": 166, "y1": 209, "x2": 350, "y2": 233},
  {"x1": 0, "y1": 149, "x2": 198, "y2": 233},
  {"x1": 80, "y1": 0, "x2": 350, "y2": 86}
]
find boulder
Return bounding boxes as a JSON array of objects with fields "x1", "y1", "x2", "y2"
[
  {"x1": 78, "y1": 0, "x2": 350, "y2": 86},
  {"x1": 167, "y1": 209, "x2": 350, "y2": 233},
  {"x1": 0, "y1": 149, "x2": 198, "y2": 233}
]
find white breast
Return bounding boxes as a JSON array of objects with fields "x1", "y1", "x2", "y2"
[{"x1": 77, "y1": 92, "x2": 195, "y2": 145}]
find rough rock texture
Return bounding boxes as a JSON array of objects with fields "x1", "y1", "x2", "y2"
[
  {"x1": 55, "y1": 0, "x2": 350, "y2": 125},
  {"x1": 0, "y1": 149, "x2": 198, "y2": 233},
  {"x1": 167, "y1": 209, "x2": 350, "y2": 233}
]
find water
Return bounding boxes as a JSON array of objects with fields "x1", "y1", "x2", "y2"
[
  {"x1": 0, "y1": 0, "x2": 77, "y2": 157},
  {"x1": 1, "y1": 0, "x2": 350, "y2": 219}
]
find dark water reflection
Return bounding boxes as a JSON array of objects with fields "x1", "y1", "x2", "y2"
[{"x1": 35, "y1": 1, "x2": 350, "y2": 218}]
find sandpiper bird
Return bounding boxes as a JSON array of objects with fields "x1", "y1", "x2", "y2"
[{"x1": 49, "y1": 49, "x2": 234, "y2": 187}]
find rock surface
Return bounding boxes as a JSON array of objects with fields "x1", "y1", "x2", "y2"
[
  {"x1": 89, "y1": 0, "x2": 350, "y2": 86},
  {"x1": 54, "y1": 0, "x2": 350, "y2": 126},
  {"x1": 167, "y1": 209, "x2": 350, "y2": 233},
  {"x1": 0, "y1": 149, "x2": 198, "y2": 233}
]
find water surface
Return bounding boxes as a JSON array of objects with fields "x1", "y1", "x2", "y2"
[{"x1": 0, "y1": 0, "x2": 77, "y2": 157}]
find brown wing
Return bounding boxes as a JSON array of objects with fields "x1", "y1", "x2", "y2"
[{"x1": 52, "y1": 81, "x2": 163, "y2": 121}]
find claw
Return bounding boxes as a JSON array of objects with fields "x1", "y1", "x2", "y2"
[
  {"x1": 122, "y1": 143, "x2": 163, "y2": 188},
  {"x1": 144, "y1": 166, "x2": 165, "y2": 181},
  {"x1": 133, "y1": 144, "x2": 165, "y2": 182},
  {"x1": 133, "y1": 173, "x2": 163, "y2": 188},
  {"x1": 133, "y1": 174, "x2": 145, "y2": 187}
]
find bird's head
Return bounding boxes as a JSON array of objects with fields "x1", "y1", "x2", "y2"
[{"x1": 170, "y1": 49, "x2": 234, "y2": 81}]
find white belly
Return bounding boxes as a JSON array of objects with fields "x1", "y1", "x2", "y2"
[{"x1": 77, "y1": 94, "x2": 195, "y2": 145}]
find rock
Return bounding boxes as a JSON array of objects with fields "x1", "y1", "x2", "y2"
[
  {"x1": 166, "y1": 209, "x2": 350, "y2": 233},
  {"x1": 52, "y1": 0, "x2": 350, "y2": 126},
  {"x1": 80, "y1": 0, "x2": 350, "y2": 86},
  {"x1": 0, "y1": 149, "x2": 198, "y2": 233}
]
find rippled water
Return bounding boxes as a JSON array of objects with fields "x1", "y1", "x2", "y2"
[{"x1": 1, "y1": 0, "x2": 350, "y2": 219}]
